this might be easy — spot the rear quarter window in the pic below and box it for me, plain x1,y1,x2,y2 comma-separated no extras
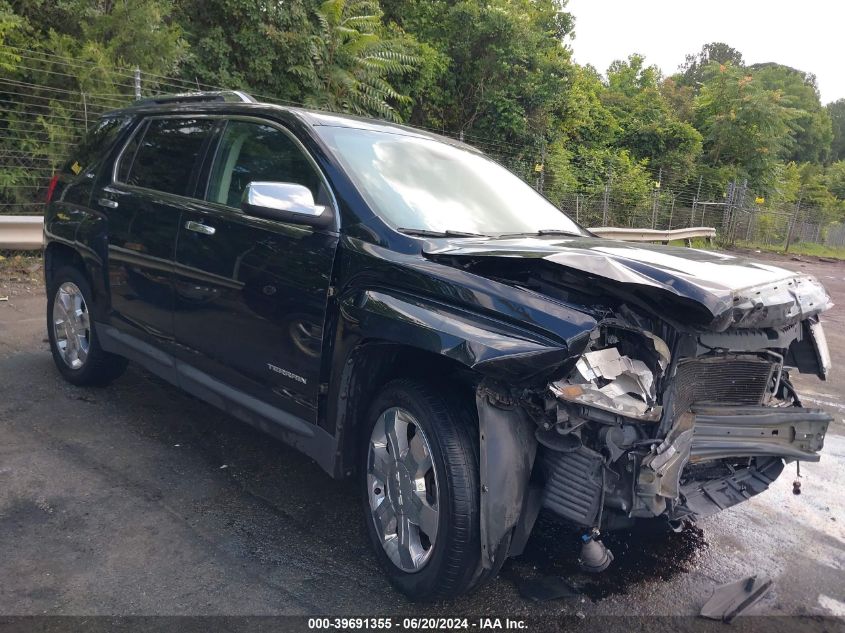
118,118,216,196
62,115,132,178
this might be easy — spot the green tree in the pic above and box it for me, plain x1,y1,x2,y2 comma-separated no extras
828,99,845,162
603,55,702,187
382,0,575,146
695,63,799,190
1,0,185,211
678,42,744,89
750,63,832,163
298,0,419,121
826,161,845,200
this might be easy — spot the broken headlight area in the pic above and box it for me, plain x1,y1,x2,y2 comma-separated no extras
525,317,832,547
550,321,670,422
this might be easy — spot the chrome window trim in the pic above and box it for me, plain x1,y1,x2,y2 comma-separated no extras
110,113,340,232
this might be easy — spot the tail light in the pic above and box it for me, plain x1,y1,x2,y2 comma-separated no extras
46,173,59,203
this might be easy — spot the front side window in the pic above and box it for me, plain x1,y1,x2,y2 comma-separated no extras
316,126,585,237
120,118,216,196
206,121,323,208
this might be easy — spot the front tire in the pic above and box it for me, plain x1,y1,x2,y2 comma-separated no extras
362,379,484,601
47,265,127,386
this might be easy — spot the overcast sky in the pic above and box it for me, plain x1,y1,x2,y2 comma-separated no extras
566,0,843,104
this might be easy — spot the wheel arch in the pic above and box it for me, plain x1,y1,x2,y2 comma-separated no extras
330,339,477,480
44,240,110,321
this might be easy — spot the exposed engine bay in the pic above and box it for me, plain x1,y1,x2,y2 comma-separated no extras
431,244,835,572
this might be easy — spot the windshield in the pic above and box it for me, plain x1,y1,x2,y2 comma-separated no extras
315,126,585,237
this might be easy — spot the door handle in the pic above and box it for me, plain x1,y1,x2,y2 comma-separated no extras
185,220,216,235
98,198,118,209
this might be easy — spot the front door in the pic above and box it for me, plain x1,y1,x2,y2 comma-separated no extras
173,118,339,423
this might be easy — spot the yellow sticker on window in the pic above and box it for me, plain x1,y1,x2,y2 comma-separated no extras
70,161,82,175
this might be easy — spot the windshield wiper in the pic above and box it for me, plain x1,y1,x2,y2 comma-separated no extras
496,229,582,238
397,228,488,238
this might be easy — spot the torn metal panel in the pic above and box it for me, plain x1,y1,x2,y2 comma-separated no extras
636,412,695,516
689,405,831,462
340,289,593,384
424,236,832,331
476,381,538,570
552,344,660,420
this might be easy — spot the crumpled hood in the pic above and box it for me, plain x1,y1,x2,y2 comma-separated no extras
424,236,832,331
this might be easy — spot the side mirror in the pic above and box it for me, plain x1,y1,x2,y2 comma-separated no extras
241,182,333,229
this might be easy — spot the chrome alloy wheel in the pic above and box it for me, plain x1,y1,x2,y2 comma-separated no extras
52,281,91,370
367,407,439,573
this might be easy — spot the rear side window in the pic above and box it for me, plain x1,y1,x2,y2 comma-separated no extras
120,118,215,196
63,115,131,177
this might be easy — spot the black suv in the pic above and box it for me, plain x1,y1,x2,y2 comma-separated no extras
44,91,833,601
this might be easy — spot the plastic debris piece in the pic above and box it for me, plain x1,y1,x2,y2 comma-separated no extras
700,575,772,622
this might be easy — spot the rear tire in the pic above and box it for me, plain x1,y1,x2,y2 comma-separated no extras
361,379,489,601
47,265,127,386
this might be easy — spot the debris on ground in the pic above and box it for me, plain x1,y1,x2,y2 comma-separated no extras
699,575,773,622
516,576,580,602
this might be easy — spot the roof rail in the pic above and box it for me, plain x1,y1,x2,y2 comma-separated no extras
133,90,257,107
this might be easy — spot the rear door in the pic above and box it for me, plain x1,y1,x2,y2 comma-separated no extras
98,116,217,343
173,117,339,423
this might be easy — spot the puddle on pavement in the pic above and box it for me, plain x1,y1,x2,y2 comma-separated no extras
503,512,709,601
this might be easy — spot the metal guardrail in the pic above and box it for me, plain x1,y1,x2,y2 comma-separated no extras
0,216,43,250
588,226,716,245
0,216,717,251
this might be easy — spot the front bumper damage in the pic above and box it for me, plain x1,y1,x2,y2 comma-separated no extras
475,313,833,572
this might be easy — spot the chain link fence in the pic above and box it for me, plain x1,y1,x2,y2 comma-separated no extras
2,45,843,252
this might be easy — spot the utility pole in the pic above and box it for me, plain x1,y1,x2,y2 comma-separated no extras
134,67,141,100
784,189,803,253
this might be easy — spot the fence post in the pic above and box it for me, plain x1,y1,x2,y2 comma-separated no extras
651,167,662,230
667,194,675,231
134,67,142,99
784,190,803,253
691,174,703,227
575,193,580,223
602,179,610,226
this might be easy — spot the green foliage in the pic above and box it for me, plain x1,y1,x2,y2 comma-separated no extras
678,42,744,89
828,100,845,162
300,0,419,121
694,63,800,190
750,63,832,163
2,6,845,227
174,0,317,103
826,161,845,200
603,55,702,186
384,0,575,145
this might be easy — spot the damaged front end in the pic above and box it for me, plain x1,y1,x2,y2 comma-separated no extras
475,283,833,573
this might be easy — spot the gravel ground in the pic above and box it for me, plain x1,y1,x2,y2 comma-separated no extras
0,251,843,628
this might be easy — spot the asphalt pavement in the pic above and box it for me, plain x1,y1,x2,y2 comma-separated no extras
0,252,843,626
